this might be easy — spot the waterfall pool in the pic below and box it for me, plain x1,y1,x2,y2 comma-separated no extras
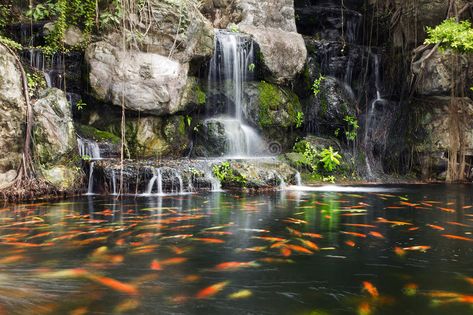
0,184,472,314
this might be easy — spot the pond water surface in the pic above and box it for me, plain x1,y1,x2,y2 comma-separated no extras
0,184,472,314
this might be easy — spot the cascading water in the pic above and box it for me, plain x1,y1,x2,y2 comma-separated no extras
23,49,65,89
364,53,387,179
175,171,184,194
111,170,117,195
78,138,102,195
207,30,265,157
145,168,164,195
295,172,302,186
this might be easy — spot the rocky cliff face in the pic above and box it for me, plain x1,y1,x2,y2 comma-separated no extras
0,45,26,188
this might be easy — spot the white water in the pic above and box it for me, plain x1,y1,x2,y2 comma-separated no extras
295,172,302,186
277,174,287,190
26,48,65,89
85,161,95,195
77,138,101,160
111,170,117,195
144,168,164,195
208,30,266,157
175,171,184,194
285,185,397,193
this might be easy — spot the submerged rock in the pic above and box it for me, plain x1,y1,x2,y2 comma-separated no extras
0,45,26,188
33,88,81,190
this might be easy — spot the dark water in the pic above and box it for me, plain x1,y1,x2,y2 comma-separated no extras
0,185,472,315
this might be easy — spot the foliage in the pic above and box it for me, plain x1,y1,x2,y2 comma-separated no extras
0,4,11,32
195,85,206,106
212,162,246,186
293,140,318,171
295,111,304,128
26,1,58,21
99,0,122,30
312,74,325,96
248,63,255,72
75,99,86,110
343,115,359,141
229,23,239,33
185,115,192,127
77,124,121,144
0,36,22,50
425,18,473,53
26,72,46,97
319,147,341,172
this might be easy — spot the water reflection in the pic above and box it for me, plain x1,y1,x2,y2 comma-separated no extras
0,185,471,314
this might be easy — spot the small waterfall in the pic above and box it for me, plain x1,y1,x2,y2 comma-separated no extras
175,171,184,194
24,49,65,89
295,172,302,186
207,30,266,157
77,138,101,159
145,168,164,195
277,174,287,190
86,161,95,195
364,53,387,179
111,170,117,195
156,169,163,195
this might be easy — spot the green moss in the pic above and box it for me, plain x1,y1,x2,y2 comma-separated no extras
195,84,206,105
257,81,302,128
76,124,121,144
213,162,247,187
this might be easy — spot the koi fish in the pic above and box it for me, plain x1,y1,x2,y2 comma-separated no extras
369,231,385,239
191,238,225,244
283,218,307,225
340,231,367,238
286,227,303,237
358,302,372,315
394,247,406,257
402,245,431,252
227,289,252,299
251,236,286,242
87,274,138,295
377,217,413,226
345,240,356,247
438,207,456,213
297,239,319,251
0,255,25,264
342,224,376,228
426,224,445,231
447,221,471,228
214,261,259,271
235,246,267,253
257,258,294,264
302,232,323,239
195,281,230,299
362,281,379,298
403,283,418,296
280,247,292,257
442,234,473,242
285,244,313,254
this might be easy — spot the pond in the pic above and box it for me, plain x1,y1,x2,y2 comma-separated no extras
0,184,472,314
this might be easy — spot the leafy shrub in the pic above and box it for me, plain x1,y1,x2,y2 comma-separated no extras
343,115,359,141
319,147,341,172
213,162,246,186
425,18,473,53
311,74,325,96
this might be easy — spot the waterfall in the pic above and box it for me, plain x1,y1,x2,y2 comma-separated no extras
77,138,101,160
295,172,302,186
86,161,95,195
277,174,287,190
364,53,387,179
175,171,184,194
111,170,117,195
24,49,65,89
208,30,266,157
145,168,164,195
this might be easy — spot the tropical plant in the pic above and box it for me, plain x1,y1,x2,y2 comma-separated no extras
343,115,359,141
425,18,473,53
295,111,304,128
311,74,325,96
319,147,341,172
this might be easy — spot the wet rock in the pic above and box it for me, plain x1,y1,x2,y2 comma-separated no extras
33,88,81,190
237,0,298,32
412,49,473,96
240,25,306,84
0,45,26,188
193,119,228,157
44,23,84,47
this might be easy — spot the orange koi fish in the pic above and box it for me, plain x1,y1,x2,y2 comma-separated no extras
191,238,225,244
297,239,319,251
394,247,406,257
303,232,323,239
87,274,138,295
362,281,379,298
447,221,471,228
438,207,456,213
251,236,286,242
342,224,376,228
442,234,473,242
340,231,367,238
150,260,162,271
426,224,445,231
369,231,385,239
257,258,294,264
345,240,356,247
377,217,413,226
283,218,308,225
280,247,292,257
214,261,259,271
358,302,372,315
195,281,230,299
285,244,313,254
402,245,431,252
236,246,267,253
286,227,303,237
0,255,25,264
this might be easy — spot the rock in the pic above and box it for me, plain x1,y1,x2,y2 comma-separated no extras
236,0,297,32
33,88,81,190
86,41,195,115
107,0,214,64
0,45,26,188
239,25,306,84
412,49,473,96
193,119,228,157
124,116,190,159
304,76,356,129
243,81,302,129
43,23,84,47
406,96,473,180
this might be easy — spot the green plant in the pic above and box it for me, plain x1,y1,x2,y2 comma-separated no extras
0,36,22,50
229,24,239,33
185,115,192,127
295,111,304,128
293,140,318,171
26,1,58,21
343,115,359,141
319,147,341,172
312,74,325,96
26,72,46,97
425,18,473,53
0,4,10,32
81,154,91,161
212,162,246,186
323,175,336,183
248,63,255,72
76,99,86,110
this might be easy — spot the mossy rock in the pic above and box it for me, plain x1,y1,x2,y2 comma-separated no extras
76,124,121,144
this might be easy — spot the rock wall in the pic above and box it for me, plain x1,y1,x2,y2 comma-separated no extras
0,45,26,188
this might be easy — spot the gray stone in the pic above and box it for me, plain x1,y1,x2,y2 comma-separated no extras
0,45,26,188
236,0,297,32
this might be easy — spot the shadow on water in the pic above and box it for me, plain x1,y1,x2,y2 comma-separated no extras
0,184,471,314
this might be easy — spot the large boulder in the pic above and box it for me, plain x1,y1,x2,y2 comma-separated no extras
239,25,307,84
0,45,26,188
234,0,306,84
412,49,473,96
33,88,81,190
86,42,199,115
